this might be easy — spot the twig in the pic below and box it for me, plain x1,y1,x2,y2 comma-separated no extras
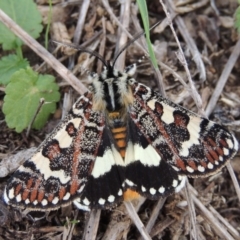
26,98,45,138
68,0,90,70
208,205,240,239
189,184,236,240
0,9,87,94
97,17,106,73
103,197,146,239
159,1,204,115
101,0,147,56
184,179,198,240
73,0,90,45
138,198,166,240
150,218,176,238
226,162,240,203
62,88,74,119
173,0,209,13
161,0,205,114
205,39,240,116
124,201,151,240
83,209,101,240
113,0,131,70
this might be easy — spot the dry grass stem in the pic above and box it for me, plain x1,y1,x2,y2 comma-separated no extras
184,179,198,240
138,197,166,240
83,209,101,240
160,0,204,115
205,38,240,116
189,184,237,240
124,201,151,240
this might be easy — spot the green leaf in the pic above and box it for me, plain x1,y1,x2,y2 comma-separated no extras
136,0,158,68
3,67,60,132
235,6,240,33
0,0,43,50
0,54,29,85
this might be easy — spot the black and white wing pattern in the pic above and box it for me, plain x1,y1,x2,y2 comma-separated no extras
3,92,125,210
3,64,239,211
128,80,238,176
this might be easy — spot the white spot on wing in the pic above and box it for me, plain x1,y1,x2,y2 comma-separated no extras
207,163,214,169
8,188,15,200
125,179,135,186
223,148,229,156
63,192,70,200
108,195,115,202
41,199,48,206
198,165,205,172
186,166,194,173
16,194,21,202
141,186,146,192
125,142,161,166
52,197,59,205
25,199,30,204
98,198,105,205
158,186,165,193
33,200,38,205
214,161,219,165
219,156,223,161
83,197,90,206
150,188,156,195
118,189,123,196
172,180,178,187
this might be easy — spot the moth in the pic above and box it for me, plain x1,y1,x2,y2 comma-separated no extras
3,55,238,211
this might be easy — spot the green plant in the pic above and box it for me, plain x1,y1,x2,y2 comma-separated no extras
235,0,240,33
0,0,60,132
136,0,158,69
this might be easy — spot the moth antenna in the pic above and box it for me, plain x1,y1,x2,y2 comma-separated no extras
112,20,161,68
52,40,109,68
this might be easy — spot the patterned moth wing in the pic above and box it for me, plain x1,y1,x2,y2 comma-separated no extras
4,92,96,209
3,63,238,211
124,118,186,199
3,91,125,210
126,78,238,181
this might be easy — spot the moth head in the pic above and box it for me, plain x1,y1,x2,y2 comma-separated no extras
90,64,136,112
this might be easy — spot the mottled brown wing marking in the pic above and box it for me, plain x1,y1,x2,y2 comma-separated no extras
132,94,180,162
130,81,238,177
70,121,84,196
43,140,61,160
66,122,77,136
4,93,106,210
173,111,189,127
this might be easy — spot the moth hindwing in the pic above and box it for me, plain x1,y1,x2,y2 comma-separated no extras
4,64,238,211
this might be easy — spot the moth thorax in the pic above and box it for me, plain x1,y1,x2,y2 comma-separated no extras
108,111,127,159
